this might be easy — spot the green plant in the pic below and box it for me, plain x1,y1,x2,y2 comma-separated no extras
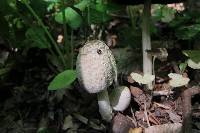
0,0,123,91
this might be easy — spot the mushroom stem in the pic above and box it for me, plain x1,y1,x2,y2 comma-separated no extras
97,89,113,122
142,0,153,89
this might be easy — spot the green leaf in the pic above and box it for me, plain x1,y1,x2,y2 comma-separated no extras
95,2,107,13
152,5,176,23
25,27,50,48
0,67,11,76
175,24,200,40
48,70,77,90
75,0,90,11
55,7,82,29
88,7,111,24
161,6,175,23
183,50,200,63
179,62,187,74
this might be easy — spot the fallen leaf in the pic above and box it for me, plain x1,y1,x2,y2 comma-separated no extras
144,123,182,133
165,110,182,123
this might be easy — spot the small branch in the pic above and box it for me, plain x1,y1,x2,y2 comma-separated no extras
181,87,192,133
171,62,200,133
144,101,150,127
181,86,200,133
153,90,174,96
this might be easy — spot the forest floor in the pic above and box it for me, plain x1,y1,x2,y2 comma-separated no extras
0,46,200,133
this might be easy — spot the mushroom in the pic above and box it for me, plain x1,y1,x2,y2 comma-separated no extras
168,73,190,88
76,40,117,121
130,72,155,85
110,86,131,111
187,59,200,69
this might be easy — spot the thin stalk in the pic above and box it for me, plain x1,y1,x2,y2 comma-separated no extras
70,30,74,69
97,89,113,122
61,0,69,55
22,0,67,69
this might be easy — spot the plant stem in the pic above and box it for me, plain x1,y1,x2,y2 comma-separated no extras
97,89,113,122
70,30,74,69
61,0,69,57
22,0,67,69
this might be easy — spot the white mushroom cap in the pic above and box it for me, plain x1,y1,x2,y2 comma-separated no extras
76,40,117,93
110,86,131,111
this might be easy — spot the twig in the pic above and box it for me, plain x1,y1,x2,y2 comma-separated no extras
171,62,200,133
130,108,138,127
182,86,200,133
148,111,161,125
153,102,171,110
153,90,174,96
144,101,150,127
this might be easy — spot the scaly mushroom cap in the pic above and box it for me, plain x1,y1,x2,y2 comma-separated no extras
76,40,117,93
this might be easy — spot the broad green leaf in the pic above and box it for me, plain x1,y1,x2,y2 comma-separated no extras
169,14,191,28
88,7,111,24
161,6,175,23
48,70,77,90
0,67,11,76
75,0,90,11
175,24,200,40
152,5,176,23
55,7,82,29
183,50,200,63
25,27,50,48
95,2,107,13
168,73,190,87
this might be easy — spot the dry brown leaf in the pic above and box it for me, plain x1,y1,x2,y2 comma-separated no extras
144,123,182,133
129,127,143,133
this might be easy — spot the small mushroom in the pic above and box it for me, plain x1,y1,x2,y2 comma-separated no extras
187,59,200,69
130,72,155,85
168,73,190,88
110,86,131,111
